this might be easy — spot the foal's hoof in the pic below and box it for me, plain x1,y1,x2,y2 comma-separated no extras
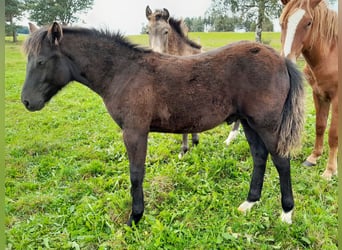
302,160,316,167
126,213,143,227
238,201,257,213
281,210,293,224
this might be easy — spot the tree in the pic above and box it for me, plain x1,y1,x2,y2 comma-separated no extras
208,0,282,42
184,17,206,32
25,0,94,26
208,0,337,42
5,0,26,42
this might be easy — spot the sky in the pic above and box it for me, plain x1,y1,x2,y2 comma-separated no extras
76,0,213,35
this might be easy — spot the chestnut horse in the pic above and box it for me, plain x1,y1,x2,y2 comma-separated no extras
280,0,338,180
146,6,241,154
22,22,304,226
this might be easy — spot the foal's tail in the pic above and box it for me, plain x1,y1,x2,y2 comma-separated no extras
277,59,305,157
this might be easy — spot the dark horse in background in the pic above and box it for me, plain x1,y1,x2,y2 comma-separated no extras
146,6,241,155
22,22,304,226
280,0,338,180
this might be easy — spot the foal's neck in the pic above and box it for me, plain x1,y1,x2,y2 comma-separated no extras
62,34,144,96
168,30,200,56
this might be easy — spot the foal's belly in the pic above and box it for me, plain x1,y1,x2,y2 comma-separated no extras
149,113,228,133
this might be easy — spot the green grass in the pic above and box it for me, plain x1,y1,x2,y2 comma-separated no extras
5,33,337,249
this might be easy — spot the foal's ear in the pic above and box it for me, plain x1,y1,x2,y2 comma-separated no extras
146,5,152,20
47,22,63,46
28,23,38,33
163,8,170,21
280,0,291,5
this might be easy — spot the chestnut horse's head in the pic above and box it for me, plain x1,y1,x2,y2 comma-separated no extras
279,0,323,62
22,22,72,111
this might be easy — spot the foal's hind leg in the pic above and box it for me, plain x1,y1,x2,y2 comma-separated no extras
270,154,294,224
238,120,268,213
238,121,294,224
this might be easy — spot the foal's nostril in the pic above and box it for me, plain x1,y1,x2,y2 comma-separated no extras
23,100,30,108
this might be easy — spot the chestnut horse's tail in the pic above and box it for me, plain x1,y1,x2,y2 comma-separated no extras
277,59,305,157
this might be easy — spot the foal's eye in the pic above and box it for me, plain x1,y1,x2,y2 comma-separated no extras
307,21,312,27
37,60,45,66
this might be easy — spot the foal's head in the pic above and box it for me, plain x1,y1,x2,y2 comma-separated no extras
146,6,171,53
22,22,71,111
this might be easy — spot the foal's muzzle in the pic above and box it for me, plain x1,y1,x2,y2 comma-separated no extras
21,96,45,111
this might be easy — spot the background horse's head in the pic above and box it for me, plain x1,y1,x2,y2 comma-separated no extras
22,22,71,111
145,5,171,53
279,0,324,62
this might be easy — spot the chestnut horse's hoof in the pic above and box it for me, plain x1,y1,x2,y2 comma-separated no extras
302,160,316,167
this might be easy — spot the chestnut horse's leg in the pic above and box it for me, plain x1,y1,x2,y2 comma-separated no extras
123,129,148,226
304,91,330,167
238,120,268,213
322,96,338,179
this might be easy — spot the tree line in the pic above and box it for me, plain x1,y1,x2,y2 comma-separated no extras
5,0,94,42
6,0,337,43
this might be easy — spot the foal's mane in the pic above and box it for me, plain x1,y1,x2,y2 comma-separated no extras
280,0,337,50
168,17,202,50
23,26,150,56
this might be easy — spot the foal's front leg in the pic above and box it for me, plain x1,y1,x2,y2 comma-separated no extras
123,129,148,226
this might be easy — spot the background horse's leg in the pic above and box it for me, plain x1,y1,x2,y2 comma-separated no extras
303,91,330,167
224,121,240,145
238,120,268,213
191,133,199,146
322,96,338,180
179,134,189,159
123,129,148,226
179,133,199,159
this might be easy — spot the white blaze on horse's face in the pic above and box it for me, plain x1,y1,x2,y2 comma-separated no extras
282,9,306,62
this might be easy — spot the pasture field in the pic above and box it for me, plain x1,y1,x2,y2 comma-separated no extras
5,33,337,249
